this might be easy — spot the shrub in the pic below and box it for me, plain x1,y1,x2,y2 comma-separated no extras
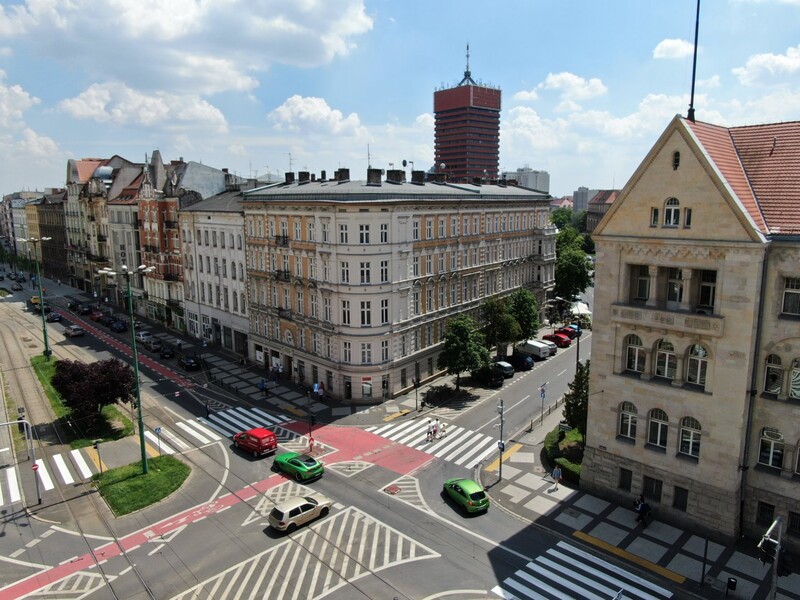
543,425,584,485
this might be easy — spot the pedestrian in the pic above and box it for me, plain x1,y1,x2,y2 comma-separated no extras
552,465,563,490
177,340,182,352
426,419,433,442
261,379,267,396
432,418,440,440
278,364,284,379
205,402,210,419
438,422,447,439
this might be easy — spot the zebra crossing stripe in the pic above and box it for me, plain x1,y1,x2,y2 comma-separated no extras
250,407,290,426
530,557,608,600
35,459,54,491
177,421,213,444
206,412,245,437
144,430,175,455
158,428,191,452
71,449,93,479
7,467,20,503
228,407,264,429
52,454,74,485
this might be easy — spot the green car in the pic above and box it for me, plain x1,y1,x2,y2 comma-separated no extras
273,452,324,481
443,478,489,513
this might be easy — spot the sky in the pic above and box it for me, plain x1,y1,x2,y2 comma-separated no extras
1,0,799,198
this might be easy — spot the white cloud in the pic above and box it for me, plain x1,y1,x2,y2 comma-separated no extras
270,95,366,137
733,43,800,85
0,75,39,129
653,39,695,59
698,75,721,89
537,72,607,100
58,82,228,132
512,89,539,102
18,127,59,157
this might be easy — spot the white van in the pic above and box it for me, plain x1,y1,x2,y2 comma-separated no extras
539,339,558,356
515,340,551,360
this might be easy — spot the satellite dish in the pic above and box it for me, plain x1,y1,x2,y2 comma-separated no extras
402,160,407,167
381,169,386,175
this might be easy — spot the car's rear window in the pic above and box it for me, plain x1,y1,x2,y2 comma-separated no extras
469,490,487,501
269,508,284,520
299,456,316,466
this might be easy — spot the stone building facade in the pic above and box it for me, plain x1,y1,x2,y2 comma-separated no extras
582,115,800,550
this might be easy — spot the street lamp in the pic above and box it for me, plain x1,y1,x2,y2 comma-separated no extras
98,264,154,474
18,236,52,360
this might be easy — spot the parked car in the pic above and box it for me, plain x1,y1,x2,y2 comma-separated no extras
63,325,85,338
10,282,22,291
16,274,25,282
78,304,93,315
33,304,52,314
539,339,558,355
443,478,489,514
135,330,153,344
99,315,116,327
515,339,552,360
543,333,572,348
566,323,583,336
471,365,504,388
89,311,104,322
507,353,534,371
273,452,325,481
110,321,128,333
268,493,332,533
45,311,62,322
7,272,16,280
178,355,201,371
233,427,278,457
159,344,175,359
143,338,163,352
29,295,41,305
493,360,515,378
555,326,578,339
67,300,79,311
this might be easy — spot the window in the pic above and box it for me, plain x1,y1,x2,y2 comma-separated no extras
380,223,388,243
619,401,638,439
341,300,350,325
684,208,692,228
673,486,688,512
655,339,677,379
695,270,716,311
381,339,389,362
412,257,419,277
296,290,304,313
360,301,371,326
322,222,329,243
618,468,632,492
412,291,420,315
323,297,331,321
642,476,662,502
360,262,371,284
764,354,782,394
359,224,370,244
792,358,800,399
380,260,389,283
339,224,348,244
784,278,800,315
633,265,650,301
381,299,389,324
425,255,432,275
647,408,669,448
425,219,432,239
664,198,680,226
310,294,318,318
307,222,315,242
679,417,701,458
686,344,708,386
667,268,683,305
756,501,775,526
790,511,800,536
342,341,351,363
626,334,646,373
294,220,301,241
758,427,784,469
361,343,372,364
650,208,659,227
412,220,419,241
672,151,681,170
340,261,349,283
438,219,445,238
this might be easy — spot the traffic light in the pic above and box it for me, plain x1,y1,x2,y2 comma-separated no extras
758,536,778,564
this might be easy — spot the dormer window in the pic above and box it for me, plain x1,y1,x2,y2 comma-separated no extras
664,198,680,226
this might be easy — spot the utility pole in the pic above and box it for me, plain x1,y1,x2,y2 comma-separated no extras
497,398,505,481
539,382,548,425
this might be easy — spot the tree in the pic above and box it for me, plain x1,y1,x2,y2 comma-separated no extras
437,315,490,390
52,358,136,429
550,207,573,230
481,298,520,356
554,244,593,303
507,288,540,341
563,360,590,436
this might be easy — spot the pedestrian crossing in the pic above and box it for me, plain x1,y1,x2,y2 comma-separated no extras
492,541,673,600
0,407,297,508
365,418,498,467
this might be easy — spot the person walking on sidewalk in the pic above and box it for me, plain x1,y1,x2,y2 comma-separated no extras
552,465,563,490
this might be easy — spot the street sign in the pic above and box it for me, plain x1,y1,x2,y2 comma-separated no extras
498,441,505,451
154,426,162,435
32,463,39,471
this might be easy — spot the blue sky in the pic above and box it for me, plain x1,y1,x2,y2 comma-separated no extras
1,0,799,197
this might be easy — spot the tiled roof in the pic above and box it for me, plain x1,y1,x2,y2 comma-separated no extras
685,118,800,235
588,190,619,206
76,159,104,183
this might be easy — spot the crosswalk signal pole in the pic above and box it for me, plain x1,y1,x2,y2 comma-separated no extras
497,398,505,481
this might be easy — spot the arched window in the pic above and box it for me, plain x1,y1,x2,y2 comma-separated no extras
686,344,708,386
791,358,800,399
664,198,680,226
626,334,646,373
237,234,243,250
648,408,669,448
655,339,677,379
679,417,701,458
764,354,782,394
758,427,784,468
240,292,246,314
231,262,237,281
619,401,638,439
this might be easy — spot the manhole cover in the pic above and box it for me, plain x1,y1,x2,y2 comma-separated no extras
384,484,401,495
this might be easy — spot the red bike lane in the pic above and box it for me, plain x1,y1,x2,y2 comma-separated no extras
0,424,432,599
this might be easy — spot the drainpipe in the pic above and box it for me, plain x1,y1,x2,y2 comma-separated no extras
740,241,770,537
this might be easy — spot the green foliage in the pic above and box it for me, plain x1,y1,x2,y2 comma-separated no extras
544,426,584,485
438,315,490,390
481,298,520,354
573,209,588,232
507,288,540,341
556,226,584,255
93,455,191,516
554,244,593,301
563,360,590,435
550,207,573,230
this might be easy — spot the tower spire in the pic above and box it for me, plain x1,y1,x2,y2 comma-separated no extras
459,43,476,86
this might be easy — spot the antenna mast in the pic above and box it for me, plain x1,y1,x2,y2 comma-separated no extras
687,0,701,122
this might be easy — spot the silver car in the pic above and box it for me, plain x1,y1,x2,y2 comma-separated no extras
268,493,332,533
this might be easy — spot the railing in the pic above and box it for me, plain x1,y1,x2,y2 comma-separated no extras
163,273,180,281
610,303,724,338
275,269,291,282
274,235,290,247
164,220,177,229
278,308,292,320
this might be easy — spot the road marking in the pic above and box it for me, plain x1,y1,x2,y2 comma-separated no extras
35,459,54,490
70,449,93,479
84,446,107,474
144,430,174,455
484,443,523,472
52,454,74,485
383,409,410,422
281,404,306,417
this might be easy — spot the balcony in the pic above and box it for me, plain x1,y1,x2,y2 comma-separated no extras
167,299,181,309
164,220,178,229
163,273,181,282
275,269,291,282
97,234,107,242
274,234,290,247
610,303,724,338
278,308,292,320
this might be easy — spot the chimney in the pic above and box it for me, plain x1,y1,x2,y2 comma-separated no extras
433,172,447,183
411,170,425,184
367,168,382,186
285,172,295,184
298,171,310,183
320,170,327,181
311,173,316,182
336,168,350,182
472,177,482,186
386,169,405,184
222,168,229,174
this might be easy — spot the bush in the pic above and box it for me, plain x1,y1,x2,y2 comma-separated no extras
543,425,584,485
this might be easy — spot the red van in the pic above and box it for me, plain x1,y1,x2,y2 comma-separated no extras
233,427,278,457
